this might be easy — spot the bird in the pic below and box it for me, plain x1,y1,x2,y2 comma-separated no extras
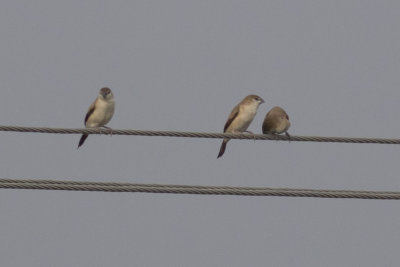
262,106,291,138
217,94,265,158
77,87,115,148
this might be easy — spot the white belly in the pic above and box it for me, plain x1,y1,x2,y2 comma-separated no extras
227,105,257,133
86,99,115,128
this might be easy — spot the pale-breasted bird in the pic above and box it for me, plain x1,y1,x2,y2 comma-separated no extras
217,94,265,158
262,106,290,138
78,87,115,148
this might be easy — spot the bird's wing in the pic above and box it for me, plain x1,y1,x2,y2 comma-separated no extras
84,100,97,125
223,104,239,132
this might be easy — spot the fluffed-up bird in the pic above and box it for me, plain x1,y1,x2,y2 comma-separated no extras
262,106,290,138
78,87,115,148
217,94,265,158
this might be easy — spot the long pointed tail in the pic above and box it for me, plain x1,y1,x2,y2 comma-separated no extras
78,134,89,149
217,139,229,158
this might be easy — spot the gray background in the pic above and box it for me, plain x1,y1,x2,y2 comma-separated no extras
1,1,400,266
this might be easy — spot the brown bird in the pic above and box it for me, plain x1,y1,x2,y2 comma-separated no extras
217,95,265,158
262,106,290,138
78,87,115,148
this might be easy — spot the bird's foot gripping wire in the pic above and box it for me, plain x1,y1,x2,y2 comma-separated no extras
243,130,256,142
101,126,113,136
285,132,291,141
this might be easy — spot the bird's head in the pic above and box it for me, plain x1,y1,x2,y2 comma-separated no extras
99,87,113,99
243,94,265,107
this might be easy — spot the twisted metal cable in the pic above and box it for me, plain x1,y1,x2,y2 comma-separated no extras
1,179,400,200
0,125,399,144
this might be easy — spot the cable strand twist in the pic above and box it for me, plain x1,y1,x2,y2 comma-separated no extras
0,125,399,144
1,179,400,200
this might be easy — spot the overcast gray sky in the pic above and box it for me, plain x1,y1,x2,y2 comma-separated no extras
1,1,400,266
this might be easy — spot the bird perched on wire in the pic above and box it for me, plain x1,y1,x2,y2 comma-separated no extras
262,106,290,138
78,87,115,148
217,95,265,158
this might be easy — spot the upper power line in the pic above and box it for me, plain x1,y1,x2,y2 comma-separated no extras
0,125,399,145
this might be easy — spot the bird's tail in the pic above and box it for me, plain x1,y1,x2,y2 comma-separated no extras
217,139,229,158
78,134,89,149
